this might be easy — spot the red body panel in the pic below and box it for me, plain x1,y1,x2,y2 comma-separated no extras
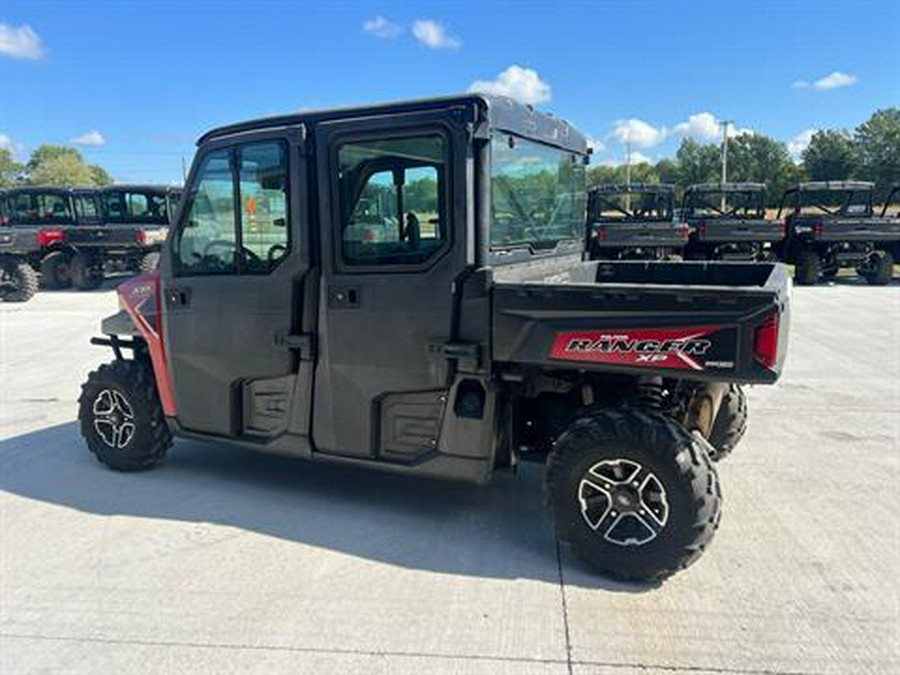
117,272,177,416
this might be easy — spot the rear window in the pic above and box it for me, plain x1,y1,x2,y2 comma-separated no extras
490,135,585,250
103,191,171,224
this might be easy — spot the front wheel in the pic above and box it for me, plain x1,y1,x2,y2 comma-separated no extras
545,410,721,582
861,250,893,286
794,249,821,286
71,253,105,290
78,359,172,471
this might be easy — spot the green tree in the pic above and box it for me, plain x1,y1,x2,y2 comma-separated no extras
25,144,113,186
675,139,720,187
802,130,856,181
654,158,679,186
0,149,25,186
726,133,797,204
854,108,900,197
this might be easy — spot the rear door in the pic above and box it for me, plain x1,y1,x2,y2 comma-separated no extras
162,126,314,446
311,109,471,459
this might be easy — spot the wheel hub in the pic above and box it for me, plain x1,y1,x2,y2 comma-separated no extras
92,389,136,449
577,458,669,547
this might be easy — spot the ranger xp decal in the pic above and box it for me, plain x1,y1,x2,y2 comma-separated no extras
549,326,736,371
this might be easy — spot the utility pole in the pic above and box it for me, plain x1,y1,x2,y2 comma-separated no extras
719,120,734,211
625,136,632,212
181,156,187,184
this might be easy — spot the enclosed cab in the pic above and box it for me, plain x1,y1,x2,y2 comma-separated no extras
586,183,688,260
79,95,791,582
778,181,899,285
682,183,782,261
0,189,40,302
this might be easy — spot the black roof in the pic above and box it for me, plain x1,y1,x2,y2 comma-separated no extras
591,183,675,194
787,180,875,192
100,183,178,194
686,182,767,193
198,93,587,154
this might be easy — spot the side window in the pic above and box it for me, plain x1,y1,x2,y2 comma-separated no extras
238,142,289,272
175,141,289,276
126,193,150,218
176,150,237,274
338,134,447,267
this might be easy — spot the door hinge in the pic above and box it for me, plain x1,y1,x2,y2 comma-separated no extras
275,332,315,360
428,341,481,365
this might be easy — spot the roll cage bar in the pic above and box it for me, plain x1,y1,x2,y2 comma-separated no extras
588,183,675,222
683,183,767,219
777,181,875,219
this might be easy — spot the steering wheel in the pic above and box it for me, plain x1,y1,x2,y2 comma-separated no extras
267,243,287,265
202,239,262,265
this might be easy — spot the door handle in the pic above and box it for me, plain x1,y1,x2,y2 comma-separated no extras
328,286,360,308
165,286,191,309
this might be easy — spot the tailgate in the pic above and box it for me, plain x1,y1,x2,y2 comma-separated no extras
491,260,790,384
820,217,900,242
698,219,782,242
66,224,144,247
593,221,687,248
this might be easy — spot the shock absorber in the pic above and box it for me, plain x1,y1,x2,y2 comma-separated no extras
634,376,665,410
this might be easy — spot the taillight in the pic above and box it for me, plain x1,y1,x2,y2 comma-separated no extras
753,315,779,369
364,228,376,242
597,225,607,241
696,221,706,236
678,224,689,240
813,222,824,237
36,228,66,247
780,220,787,237
137,228,147,245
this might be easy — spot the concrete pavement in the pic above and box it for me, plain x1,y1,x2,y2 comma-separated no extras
1,278,898,674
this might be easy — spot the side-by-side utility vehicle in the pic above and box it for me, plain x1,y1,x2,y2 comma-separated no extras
2,185,179,290
682,183,783,261
0,191,40,302
778,181,899,285
78,95,791,581
587,183,688,261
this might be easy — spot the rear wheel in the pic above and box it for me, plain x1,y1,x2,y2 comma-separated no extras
40,251,72,289
794,249,821,286
71,253,105,290
861,250,893,286
0,261,39,302
78,359,172,471
545,410,721,581
707,384,747,461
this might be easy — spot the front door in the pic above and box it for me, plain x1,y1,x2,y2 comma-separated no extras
162,128,313,445
312,110,470,459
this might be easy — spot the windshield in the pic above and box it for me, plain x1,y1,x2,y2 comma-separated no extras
591,190,673,222
490,135,585,250
686,190,764,219
102,190,171,224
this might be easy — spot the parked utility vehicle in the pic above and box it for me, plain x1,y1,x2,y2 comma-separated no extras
0,191,40,302
1,185,178,289
587,184,687,260
79,95,790,581
778,181,899,285
682,183,783,261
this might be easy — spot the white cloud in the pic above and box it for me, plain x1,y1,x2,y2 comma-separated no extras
793,71,858,91
362,15,401,39
611,119,666,148
468,65,551,105
600,151,654,167
585,135,605,153
788,128,816,158
0,23,43,60
0,132,27,159
412,19,460,49
672,112,752,139
0,133,13,150
70,130,106,146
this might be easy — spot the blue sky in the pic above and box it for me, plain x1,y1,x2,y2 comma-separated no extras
1,0,897,184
